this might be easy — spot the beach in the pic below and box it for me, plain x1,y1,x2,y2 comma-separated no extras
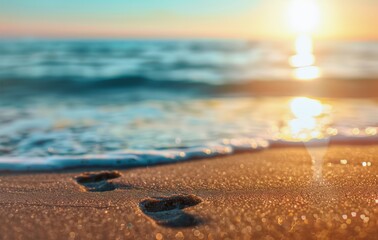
1,144,377,239
2,0,378,238
0,40,378,239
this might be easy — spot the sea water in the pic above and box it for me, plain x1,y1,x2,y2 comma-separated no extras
0,39,377,171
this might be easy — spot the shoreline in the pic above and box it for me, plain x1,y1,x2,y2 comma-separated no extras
1,144,377,239
1,136,378,173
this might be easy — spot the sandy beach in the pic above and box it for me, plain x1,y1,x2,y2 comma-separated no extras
0,144,377,240
2,0,378,239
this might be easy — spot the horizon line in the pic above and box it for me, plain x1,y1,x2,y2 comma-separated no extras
1,35,378,42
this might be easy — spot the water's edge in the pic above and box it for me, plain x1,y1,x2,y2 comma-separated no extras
1,135,377,172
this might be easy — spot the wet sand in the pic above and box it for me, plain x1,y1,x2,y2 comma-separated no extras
219,79,378,98
0,144,377,239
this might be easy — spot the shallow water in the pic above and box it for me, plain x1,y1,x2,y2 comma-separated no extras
0,95,377,171
0,40,377,171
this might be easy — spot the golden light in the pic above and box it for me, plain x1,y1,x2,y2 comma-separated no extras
289,54,315,68
288,118,316,135
288,0,320,34
276,97,327,141
289,34,321,80
294,66,321,80
294,34,313,53
290,97,323,118
286,97,331,183
290,34,315,68
365,127,377,136
288,0,322,80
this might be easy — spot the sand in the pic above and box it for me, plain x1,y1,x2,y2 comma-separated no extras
0,144,377,239
218,79,378,98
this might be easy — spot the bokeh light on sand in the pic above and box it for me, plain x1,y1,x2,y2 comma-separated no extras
290,97,329,182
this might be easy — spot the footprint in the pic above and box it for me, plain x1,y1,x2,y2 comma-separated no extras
74,171,122,192
139,194,203,228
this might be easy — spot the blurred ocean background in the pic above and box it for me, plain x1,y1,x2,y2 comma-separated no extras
0,39,377,170
1,40,378,88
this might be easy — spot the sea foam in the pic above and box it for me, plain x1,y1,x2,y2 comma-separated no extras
0,138,269,171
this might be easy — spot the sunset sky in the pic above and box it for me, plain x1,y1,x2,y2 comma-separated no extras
1,0,377,40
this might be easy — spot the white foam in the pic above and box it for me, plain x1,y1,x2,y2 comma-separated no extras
1,134,377,172
0,139,269,172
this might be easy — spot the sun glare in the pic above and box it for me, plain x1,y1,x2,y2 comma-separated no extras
295,34,313,54
289,34,315,67
288,0,322,80
294,66,321,80
290,35,321,80
290,97,323,118
288,0,320,34
277,97,327,141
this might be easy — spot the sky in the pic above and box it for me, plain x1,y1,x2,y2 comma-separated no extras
1,0,378,40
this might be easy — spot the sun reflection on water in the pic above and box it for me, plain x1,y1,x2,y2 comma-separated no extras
277,97,333,141
288,0,322,80
275,96,333,182
290,35,315,68
290,35,321,80
290,97,323,118
294,65,321,80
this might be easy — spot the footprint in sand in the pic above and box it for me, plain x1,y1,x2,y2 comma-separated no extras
74,171,122,192
139,194,203,227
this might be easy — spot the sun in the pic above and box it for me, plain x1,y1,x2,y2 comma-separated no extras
288,0,320,34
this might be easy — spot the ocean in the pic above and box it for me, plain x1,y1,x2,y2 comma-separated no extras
0,39,377,171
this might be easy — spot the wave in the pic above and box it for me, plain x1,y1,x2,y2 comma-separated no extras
0,75,221,94
1,135,377,172
0,75,268,98
0,138,269,172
